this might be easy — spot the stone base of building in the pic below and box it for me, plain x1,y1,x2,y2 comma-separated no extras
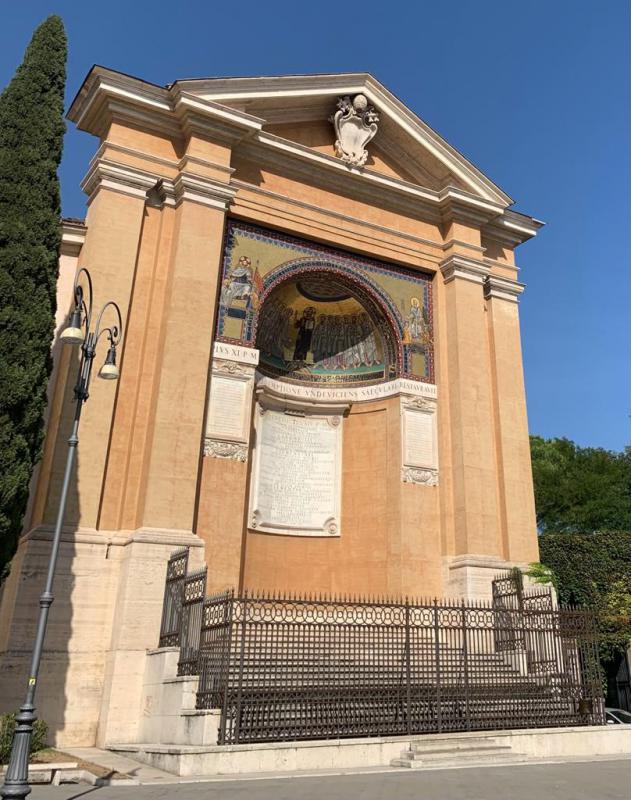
443,554,541,601
0,532,546,750
0,526,205,748
109,727,631,777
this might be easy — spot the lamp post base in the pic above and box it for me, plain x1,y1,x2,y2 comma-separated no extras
0,703,36,799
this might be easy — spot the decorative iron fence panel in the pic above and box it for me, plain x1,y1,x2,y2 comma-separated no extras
158,552,603,745
194,591,604,744
177,567,208,676
158,548,189,647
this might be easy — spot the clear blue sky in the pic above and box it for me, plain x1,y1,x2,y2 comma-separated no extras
1,1,628,451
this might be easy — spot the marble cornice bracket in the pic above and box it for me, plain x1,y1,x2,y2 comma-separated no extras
484,274,525,303
440,253,490,285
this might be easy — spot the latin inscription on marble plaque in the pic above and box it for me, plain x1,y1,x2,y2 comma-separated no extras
249,408,342,537
403,408,434,468
206,375,249,441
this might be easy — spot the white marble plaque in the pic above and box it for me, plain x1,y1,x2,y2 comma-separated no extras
401,398,438,485
207,376,246,440
249,406,342,537
403,408,434,468
206,375,250,442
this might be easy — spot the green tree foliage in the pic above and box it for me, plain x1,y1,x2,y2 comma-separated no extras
530,437,631,703
0,17,67,577
530,436,631,533
536,531,631,658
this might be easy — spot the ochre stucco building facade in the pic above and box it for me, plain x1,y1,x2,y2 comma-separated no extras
0,69,542,747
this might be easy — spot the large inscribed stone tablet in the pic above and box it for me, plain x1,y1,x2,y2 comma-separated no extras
249,407,342,537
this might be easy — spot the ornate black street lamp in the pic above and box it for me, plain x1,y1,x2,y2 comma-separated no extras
1,268,123,799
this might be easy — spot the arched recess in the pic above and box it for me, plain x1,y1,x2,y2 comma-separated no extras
252,258,405,385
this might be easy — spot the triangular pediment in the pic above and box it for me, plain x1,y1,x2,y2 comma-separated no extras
172,73,512,205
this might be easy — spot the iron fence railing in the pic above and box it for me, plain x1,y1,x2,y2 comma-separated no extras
158,547,189,647
158,551,604,745
177,567,208,676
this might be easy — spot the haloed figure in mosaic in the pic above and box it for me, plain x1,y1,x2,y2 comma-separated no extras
216,222,435,384
255,280,388,384
293,306,316,361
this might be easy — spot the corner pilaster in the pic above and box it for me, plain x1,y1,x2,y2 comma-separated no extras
484,273,539,564
439,252,503,563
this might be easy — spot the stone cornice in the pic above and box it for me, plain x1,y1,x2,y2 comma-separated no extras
22,524,205,548
484,274,525,302
440,254,490,285
230,178,444,265
482,210,544,246
67,67,543,246
68,68,263,145
82,151,236,211
173,71,513,206
60,219,86,256
238,136,511,228
93,140,235,182
173,172,236,209
81,158,160,204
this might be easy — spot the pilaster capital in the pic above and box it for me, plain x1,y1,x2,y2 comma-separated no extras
440,254,490,285
172,172,237,210
81,158,161,204
484,274,525,303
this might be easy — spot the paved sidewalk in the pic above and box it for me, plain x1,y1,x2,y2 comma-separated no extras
28,758,631,799
60,747,179,784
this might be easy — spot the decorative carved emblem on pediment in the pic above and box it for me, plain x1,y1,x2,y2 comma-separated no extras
330,94,379,167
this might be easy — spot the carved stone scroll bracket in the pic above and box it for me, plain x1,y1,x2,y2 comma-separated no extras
203,440,248,462
330,94,380,167
401,467,439,486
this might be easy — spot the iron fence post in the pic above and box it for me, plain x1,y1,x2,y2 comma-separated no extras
461,599,470,730
219,591,234,745
434,599,442,733
405,598,412,735
234,591,248,744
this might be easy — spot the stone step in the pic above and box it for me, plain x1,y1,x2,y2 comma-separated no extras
390,752,521,769
410,738,503,752
391,742,515,768
410,744,512,757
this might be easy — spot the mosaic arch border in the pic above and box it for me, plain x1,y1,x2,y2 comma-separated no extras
254,259,403,379
215,220,435,384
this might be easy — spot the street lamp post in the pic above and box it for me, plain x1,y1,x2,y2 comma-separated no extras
1,269,123,800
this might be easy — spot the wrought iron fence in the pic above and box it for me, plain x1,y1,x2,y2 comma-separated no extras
177,567,208,676
158,548,189,647
158,552,604,745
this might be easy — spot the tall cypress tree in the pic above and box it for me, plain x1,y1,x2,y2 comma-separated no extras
0,16,67,577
